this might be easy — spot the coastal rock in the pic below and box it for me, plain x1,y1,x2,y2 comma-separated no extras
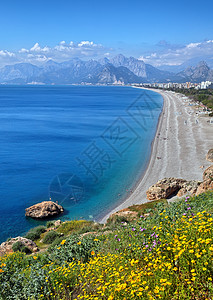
196,179,213,195
177,180,201,197
196,165,213,195
0,237,38,256
54,220,62,227
206,149,213,162
25,201,64,219
203,165,213,181
146,178,187,201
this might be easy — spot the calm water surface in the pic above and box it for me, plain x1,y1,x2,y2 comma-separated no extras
0,85,163,242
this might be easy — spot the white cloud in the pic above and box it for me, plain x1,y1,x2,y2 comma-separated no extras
30,43,40,51
0,39,212,68
139,40,213,66
186,42,201,49
0,40,110,67
19,48,29,53
30,43,50,52
78,41,94,47
0,50,17,67
0,50,15,57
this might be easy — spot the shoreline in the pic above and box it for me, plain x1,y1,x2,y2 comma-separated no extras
100,88,213,223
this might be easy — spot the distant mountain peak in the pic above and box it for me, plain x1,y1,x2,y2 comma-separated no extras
45,59,59,66
0,54,211,85
177,61,212,82
197,61,209,67
98,57,110,65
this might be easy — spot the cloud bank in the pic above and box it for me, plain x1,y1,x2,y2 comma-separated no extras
0,39,212,68
139,40,213,66
0,41,112,67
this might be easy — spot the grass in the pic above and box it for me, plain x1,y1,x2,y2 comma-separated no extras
128,199,168,214
0,191,213,299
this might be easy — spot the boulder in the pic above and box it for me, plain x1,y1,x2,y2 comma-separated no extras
196,179,213,195
0,237,38,256
54,220,62,227
25,201,64,219
147,165,213,201
206,149,213,162
196,165,213,195
177,180,201,197
146,178,187,201
203,165,213,181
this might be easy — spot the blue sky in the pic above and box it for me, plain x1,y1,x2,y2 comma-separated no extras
0,0,213,67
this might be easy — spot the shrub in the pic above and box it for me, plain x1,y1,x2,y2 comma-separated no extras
12,241,31,254
24,231,40,241
1,191,213,299
25,226,46,241
49,234,99,263
48,236,64,250
43,231,60,244
46,221,55,228
57,220,92,235
107,214,129,225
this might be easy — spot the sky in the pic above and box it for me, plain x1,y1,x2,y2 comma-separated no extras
0,0,213,67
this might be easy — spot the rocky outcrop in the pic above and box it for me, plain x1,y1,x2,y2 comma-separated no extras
196,165,213,195
25,201,64,219
0,237,38,256
177,180,201,197
206,149,213,163
196,179,213,195
147,164,213,201
146,178,201,200
54,220,62,227
203,165,213,181
146,178,187,201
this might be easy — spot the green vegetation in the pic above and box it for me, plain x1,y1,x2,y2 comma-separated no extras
56,220,93,235
43,231,60,244
46,221,55,228
0,191,213,299
11,241,31,254
25,226,46,241
168,88,213,110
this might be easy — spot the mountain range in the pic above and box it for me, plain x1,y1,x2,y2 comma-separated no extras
0,54,212,85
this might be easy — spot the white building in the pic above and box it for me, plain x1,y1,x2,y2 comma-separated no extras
200,81,212,89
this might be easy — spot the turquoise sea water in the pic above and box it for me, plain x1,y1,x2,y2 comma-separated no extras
0,85,163,243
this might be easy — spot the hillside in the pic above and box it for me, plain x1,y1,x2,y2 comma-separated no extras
0,190,213,299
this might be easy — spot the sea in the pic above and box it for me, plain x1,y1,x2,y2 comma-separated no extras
0,85,163,243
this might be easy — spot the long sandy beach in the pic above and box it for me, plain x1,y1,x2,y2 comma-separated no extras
101,89,213,222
